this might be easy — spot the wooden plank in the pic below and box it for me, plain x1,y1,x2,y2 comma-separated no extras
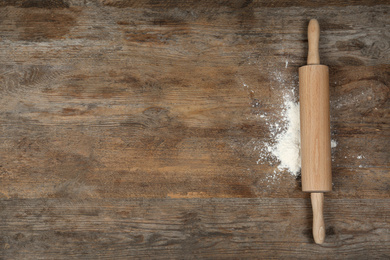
0,198,389,259
0,4,389,199
2,0,390,8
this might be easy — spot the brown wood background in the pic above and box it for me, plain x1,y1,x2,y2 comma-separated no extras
0,0,389,258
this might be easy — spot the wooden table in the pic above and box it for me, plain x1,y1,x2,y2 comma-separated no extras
0,1,389,258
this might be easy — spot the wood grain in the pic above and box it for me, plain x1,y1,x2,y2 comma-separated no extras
0,1,389,258
0,198,389,259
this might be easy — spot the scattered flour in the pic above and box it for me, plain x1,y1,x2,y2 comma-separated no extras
256,94,337,177
239,60,337,181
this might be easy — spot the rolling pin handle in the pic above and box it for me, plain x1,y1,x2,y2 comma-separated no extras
311,192,326,244
307,19,320,65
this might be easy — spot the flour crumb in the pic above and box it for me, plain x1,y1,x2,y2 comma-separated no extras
331,140,337,148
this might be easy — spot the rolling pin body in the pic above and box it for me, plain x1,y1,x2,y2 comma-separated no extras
299,65,332,192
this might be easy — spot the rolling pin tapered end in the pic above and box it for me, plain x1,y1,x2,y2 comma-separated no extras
307,19,320,65
311,193,326,244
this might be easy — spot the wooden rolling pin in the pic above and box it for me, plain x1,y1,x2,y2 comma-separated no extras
299,19,332,244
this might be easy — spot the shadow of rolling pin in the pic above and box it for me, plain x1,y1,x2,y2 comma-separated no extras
299,19,332,244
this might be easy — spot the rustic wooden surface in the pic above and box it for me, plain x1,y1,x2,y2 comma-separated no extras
0,0,389,258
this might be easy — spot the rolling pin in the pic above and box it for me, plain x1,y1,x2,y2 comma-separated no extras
299,19,332,244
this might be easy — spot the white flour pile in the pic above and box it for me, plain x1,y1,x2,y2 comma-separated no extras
268,100,301,175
